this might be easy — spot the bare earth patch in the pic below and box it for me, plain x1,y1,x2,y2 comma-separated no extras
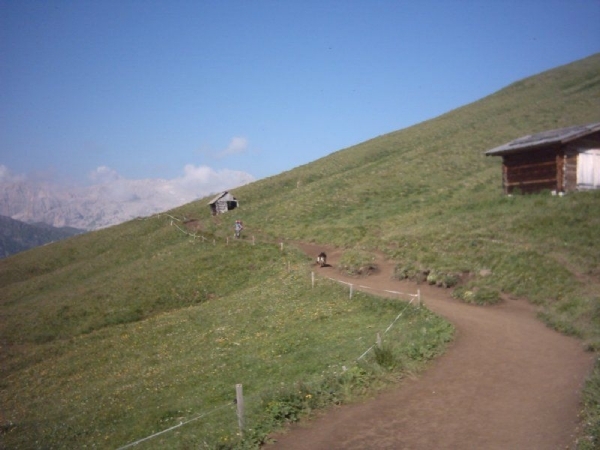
266,243,595,450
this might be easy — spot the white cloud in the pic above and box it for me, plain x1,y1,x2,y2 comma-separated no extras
0,165,25,183
84,164,254,206
0,164,255,229
168,164,255,199
215,136,249,158
181,164,215,184
88,166,121,184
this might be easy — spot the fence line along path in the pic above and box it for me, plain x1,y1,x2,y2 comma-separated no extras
266,242,596,450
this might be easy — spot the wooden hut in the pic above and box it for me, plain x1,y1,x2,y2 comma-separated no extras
485,122,600,194
208,191,238,215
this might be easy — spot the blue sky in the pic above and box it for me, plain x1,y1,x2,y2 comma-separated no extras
1,0,599,190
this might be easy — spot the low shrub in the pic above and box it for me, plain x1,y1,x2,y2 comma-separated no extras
452,285,501,305
373,344,399,370
538,311,582,338
338,249,377,276
394,264,459,288
394,263,427,283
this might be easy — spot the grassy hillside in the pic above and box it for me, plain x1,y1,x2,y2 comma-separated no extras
233,53,600,342
0,215,452,449
1,53,599,449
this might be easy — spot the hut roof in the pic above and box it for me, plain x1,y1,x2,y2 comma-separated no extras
485,122,600,157
208,191,236,205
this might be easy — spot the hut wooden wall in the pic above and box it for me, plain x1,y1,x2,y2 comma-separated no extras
563,149,579,192
502,146,560,194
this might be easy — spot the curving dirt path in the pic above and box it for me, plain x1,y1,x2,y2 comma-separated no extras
266,243,595,450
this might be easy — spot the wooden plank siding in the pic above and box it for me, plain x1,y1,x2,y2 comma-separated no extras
502,146,561,194
564,149,579,192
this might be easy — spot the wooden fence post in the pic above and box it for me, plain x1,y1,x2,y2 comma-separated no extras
311,272,315,288
349,284,353,299
236,384,245,437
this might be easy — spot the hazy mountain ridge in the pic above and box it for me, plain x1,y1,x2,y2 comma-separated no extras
0,215,84,258
0,177,233,230
0,164,255,230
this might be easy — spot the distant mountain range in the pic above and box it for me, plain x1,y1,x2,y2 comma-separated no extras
0,215,84,258
0,178,208,231
0,176,198,257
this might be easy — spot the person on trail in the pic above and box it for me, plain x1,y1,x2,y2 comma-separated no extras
234,220,244,239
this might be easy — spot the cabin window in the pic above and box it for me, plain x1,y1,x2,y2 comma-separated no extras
577,149,600,189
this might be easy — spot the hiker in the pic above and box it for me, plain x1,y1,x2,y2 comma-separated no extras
234,220,244,239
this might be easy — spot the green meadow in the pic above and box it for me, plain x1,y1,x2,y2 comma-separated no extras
2,53,600,448
1,219,451,449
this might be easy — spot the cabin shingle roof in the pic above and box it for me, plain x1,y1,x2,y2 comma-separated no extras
485,122,600,156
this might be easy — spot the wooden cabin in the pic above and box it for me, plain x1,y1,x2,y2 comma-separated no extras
485,122,600,194
208,191,238,215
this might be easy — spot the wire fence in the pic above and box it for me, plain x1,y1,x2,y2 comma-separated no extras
116,213,422,448
316,275,420,361
144,212,262,246
116,277,421,448
116,403,234,450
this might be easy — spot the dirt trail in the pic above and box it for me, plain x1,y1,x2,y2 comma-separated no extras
266,243,595,450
